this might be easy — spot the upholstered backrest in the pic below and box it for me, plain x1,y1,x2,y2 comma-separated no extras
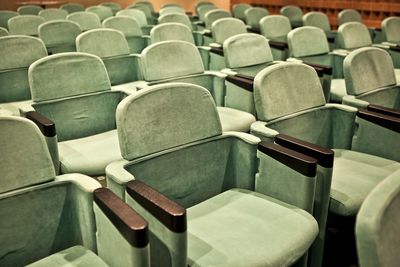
133,0,154,12
150,23,194,44
382,17,400,43
338,9,362,25
204,9,231,29
212,18,247,44
103,16,142,36
344,47,396,96
0,11,18,29
129,4,152,19
8,15,45,36
159,6,185,16
254,62,326,121
196,1,214,16
116,83,222,160
337,22,371,49
38,8,68,21
39,20,81,47
0,116,55,194
280,5,303,22
100,2,122,14
224,33,273,68
158,13,192,29
232,3,251,21
67,12,102,31
288,26,330,57
29,52,111,102
60,3,85,14
260,15,291,39
302,12,331,32
244,7,269,28
117,9,147,27
198,5,216,21
86,5,113,21
17,5,43,15
0,27,8,37
141,41,204,81
76,29,130,58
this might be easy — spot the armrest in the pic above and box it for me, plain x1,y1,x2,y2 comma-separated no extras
126,180,186,233
367,104,400,118
302,62,333,76
247,27,261,34
341,95,369,109
389,46,400,53
210,46,223,56
330,49,349,57
26,111,56,137
194,21,205,27
268,40,288,51
226,74,254,92
258,142,317,177
327,36,335,43
203,31,212,38
275,134,334,168
357,110,400,133
94,187,149,248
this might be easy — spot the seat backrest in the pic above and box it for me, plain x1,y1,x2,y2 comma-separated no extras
161,3,183,8
159,6,185,16
232,3,251,21
117,9,147,27
132,0,154,13
0,10,18,29
254,62,326,121
212,18,247,44
60,3,85,14
244,7,269,28
39,8,68,21
0,36,47,102
17,5,43,15
39,20,81,49
129,4,152,20
204,9,231,30
302,11,331,32
344,47,396,96
150,23,194,44
141,41,204,81
67,12,102,31
223,33,273,68
260,15,292,40
337,22,371,49
116,83,222,161
280,5,303,23
158,13,192,30
103,16,143,37
8,15,45,36
198,5,217,21
100,2,122,15
288,26,330,57
86,5,113,21
196,1,215,17
338,9,362,25
382,16,400,43
0,27,8,37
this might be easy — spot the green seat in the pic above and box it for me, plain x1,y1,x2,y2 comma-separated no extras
128,2,157,25
17,5,43,15
201,9,231,45
39,20,81,54
38,8,68,21
195,1,215,17
8,15,45,36
260,15,292,60
0,116,150,267
60,3,85,14
302,11,337,49
244,7,269,31
382,16,400,45
67,12,102,31
232,3,251,21
159,6,185,16
280,5,303,28
100,2,121,15
117,9,153,35
0,10,18,29
158,12,193,29
150,22,194,44
0,27,8,37
355,169,400,267
86,5,113,22
338,9,378,42
106,82,319,266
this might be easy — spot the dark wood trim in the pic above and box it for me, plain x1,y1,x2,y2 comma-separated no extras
210,46,223,56
126,180,187,233
303,62,333,76
247,27,261,34
275,134,334,168
258,142,317,177
327,36,335,43
389,46,400,52
94,187,149,248
226,74,254,92
268,40,288,51
357,109,400,133
26,111,56,137
203,31,213,38
185,11,193,16
196,22,205,27
367,104,400,118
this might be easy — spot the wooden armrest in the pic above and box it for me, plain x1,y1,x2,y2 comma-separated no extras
327,36,335,43
203,31,212,38
275,134,334,168
389,46,400,52
268,40,288,51
210,46,223,56
94,187,149,248
126,180,186,233
258,142,317,177
357,110,400,133
367,104,400,118
185,11,193,16
303,62,333,76
226,74,254,92
190,15,199,21
26,111,56,137
247,27,261,34
196,22,205,27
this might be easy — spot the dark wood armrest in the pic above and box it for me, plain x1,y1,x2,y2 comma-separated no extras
275,134,334,168
196,22,205,27
375,28,381,32
226,74,254,92
126,180,186,233
303,62,333,76
389,46,400,52
247,27,261,34
367,104,400,118
327,36,335,43
94,187,149,248
357,110,400,133
268,40,288,51
258,142,317,177
203,31,212,38
185,11,193,16
210,46,223,56
190,15,199,21
26,111,56,137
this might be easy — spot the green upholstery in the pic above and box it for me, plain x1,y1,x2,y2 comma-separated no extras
100,2,122,15
86,5,113,22
0,10,18,29
337,22,371,49
117,9,152,35
212,18,247,44
159,6,185,16
244,7,269,29
260,15,291,60
18,5,43,15
303,11,331,32
382,16,400,44
0,27,8,37
338,9,362,25
133,0,155,13
232,3,252,21
67,12,102,31
8,15,45,36
151,23,194,44
355,170,400,267
60,3,85,14
129,3,157,25
158,13,193,29
280,5,303,28
39,20,81,54
197,5,216,22
195,1,214,15
38,8,68,21
204,9,231,31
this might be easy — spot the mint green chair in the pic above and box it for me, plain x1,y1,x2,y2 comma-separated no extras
0,10,18,29
17,5,43,15
76,29,142,93
100,2,122,15
302,11,337,49
382,16,400,45
23,52,128,175
338,9,378,42
0,27,8,37
60,3,85,14
158,12,192,29
38,8,68,21
103,16,148,54
86,5,113,22
39,20,81,54
67,12,102,31
355,169,400,267
8,15,45,36
280,5,303,28
195,1,214,15
0,36,47,115
198,9,231,46
117,9,152,35
232,3,251,21
244,7,269,32
0,116,150,267
106,82,319,267
129,2,157,25
159,6,185,16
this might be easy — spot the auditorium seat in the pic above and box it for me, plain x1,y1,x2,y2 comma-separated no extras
128,2,157,25
280,5,303,28
159,5,185,16
8,15,45,36
0,10,18,29
244,7,269,32
100,2,122,15
117,9,152,35
67,11,102,31
60,3,85,14
39,20,81,54
232,3,251,22
38,8,68,21
302,11,337,50
86,5,113,22
17,5,43,15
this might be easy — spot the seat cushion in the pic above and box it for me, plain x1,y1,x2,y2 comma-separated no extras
59,129,122,176
217,107,256,132
330,78,347,103
330,149,400,216
27,245,108,267
188,189,318,267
